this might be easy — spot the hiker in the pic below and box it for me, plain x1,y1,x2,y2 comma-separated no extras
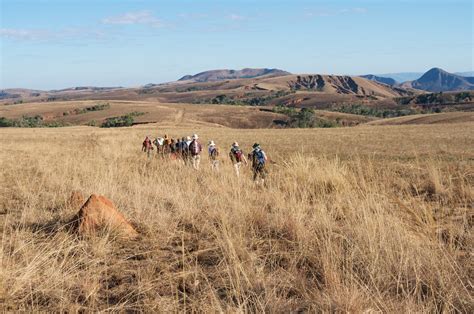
153,137,164,155
163,134,171,154
208,140,220,171
176,138,181,153
142,136,153,157
249,143,268,184
170,138,176,153
189,134,202,170
184,136,192,164
179,136,189,164
229,142,247,177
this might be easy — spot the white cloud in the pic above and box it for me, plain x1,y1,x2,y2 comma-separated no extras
229,14,246,21
0,27,106,42
0,28,49,40
102,10,162,27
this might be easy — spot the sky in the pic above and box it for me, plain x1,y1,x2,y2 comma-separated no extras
0,0,472,90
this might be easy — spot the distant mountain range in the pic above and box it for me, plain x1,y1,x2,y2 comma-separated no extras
360,75,397,86
361,68,474,92
399,68,474,92
179,67,474,93
371,71,474,85
178,68,291,82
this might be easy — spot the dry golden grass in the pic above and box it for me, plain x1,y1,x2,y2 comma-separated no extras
0,123,473,312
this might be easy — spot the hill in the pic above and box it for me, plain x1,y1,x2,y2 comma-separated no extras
360,74,397,86
1,73,415,111
178,68,291,82
0,100,378,128
401,68,474,92
366,111,474,125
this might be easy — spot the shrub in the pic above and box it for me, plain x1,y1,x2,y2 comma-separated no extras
100,112,144,128
0,115,69,128
0,117,14,127
333,104,416,118
74,103,110,115
273,106,336,128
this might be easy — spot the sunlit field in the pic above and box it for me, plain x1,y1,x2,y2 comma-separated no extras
0,123,472,312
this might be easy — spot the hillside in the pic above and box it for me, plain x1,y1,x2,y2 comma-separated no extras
0,100,379,128
401,68,474,92
360,74,397,86
263,74,410,97
178,68,291,82
366,111,474,125
1,73,415,112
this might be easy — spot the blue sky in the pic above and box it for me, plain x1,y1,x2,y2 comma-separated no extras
1,0,472,89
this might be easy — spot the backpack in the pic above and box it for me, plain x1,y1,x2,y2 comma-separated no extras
254,150,266,165
190,140,201,156
181,141,188,153
210,147,219,159
233,149,243,162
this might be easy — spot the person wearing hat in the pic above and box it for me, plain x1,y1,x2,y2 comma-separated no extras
229,142,247,177
208,140,220,171
249,143,268,184
163,134,171,154
189,133,202,170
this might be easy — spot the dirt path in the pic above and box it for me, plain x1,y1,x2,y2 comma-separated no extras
174,109,185,124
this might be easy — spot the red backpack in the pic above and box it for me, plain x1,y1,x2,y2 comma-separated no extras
234,150,243,162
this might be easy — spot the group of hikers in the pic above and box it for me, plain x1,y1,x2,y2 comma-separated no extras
142,133,268,183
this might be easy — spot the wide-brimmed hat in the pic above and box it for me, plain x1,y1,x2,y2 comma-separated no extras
232,142,239,147
208,140,216,146
192,134,199,140
252,143,260,149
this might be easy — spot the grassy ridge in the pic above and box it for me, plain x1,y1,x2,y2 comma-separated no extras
0,124,472,312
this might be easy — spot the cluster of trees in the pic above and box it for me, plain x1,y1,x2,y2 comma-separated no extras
197,90,294,106
75,103,110,114
63,103,110,116
0,115,68,127
396,91,473,106
273,105,338,128
333,104,415,118
100,111,144,128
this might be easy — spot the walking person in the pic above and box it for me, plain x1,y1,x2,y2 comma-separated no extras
179,136,189,164
163,134,171,154
153,137,164,156
208,140,220,171
189,134,202,170
249,143,268,185
142,136,153,158
185,136,192,164
229,142,247,177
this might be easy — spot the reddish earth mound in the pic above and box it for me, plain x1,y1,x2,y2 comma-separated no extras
72,194,138,239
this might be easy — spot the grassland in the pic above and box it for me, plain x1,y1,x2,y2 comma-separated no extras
0,121,472,312
0,100,290,129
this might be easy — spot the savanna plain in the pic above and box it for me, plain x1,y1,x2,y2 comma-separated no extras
0,122,473,312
